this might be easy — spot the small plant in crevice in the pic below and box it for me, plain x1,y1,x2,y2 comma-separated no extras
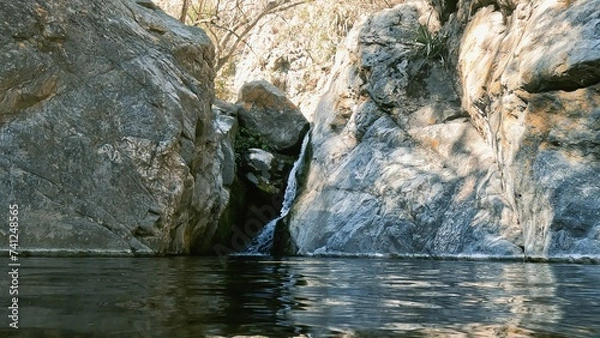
407,21,450,87
233,126,274,166
411,23,448,65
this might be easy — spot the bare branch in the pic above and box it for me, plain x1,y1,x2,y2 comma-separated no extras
179,0,191,23
192,0,313,72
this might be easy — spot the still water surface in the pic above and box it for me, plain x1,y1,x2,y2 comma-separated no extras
0,257,599,337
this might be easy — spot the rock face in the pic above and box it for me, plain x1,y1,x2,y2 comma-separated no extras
456,0,600,258
0,0,226,255
232,26,330,119
285,0,600,259
237,80,309,152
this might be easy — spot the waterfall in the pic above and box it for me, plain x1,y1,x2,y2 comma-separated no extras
243,131,310,255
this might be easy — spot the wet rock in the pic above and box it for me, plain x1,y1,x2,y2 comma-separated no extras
247,148,275,174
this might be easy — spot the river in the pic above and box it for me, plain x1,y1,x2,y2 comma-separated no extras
0,256,599,337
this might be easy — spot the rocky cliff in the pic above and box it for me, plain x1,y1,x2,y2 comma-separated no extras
284,0,600,260
0,0,226,255
3,0,598,259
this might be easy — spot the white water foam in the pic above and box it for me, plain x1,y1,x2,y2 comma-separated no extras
242,132,311,255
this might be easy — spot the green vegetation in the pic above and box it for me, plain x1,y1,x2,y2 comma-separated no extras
412,23,448,64
234,126,274,165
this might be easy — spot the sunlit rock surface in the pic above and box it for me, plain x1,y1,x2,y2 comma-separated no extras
458,0,600,258
286,0,600,259
0,0,225,255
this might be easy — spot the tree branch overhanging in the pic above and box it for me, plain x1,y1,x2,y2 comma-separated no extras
188,0,311,72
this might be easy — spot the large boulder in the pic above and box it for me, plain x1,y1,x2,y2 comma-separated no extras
237,80,309,153
0,0,227,255
284,0,600,260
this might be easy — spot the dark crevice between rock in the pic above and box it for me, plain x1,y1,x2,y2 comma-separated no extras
406,71,429,99
211,177,247,250
219,79,310,251
433,0,460,23
524,62,600,93
469,0,515,18
537,77,600,94
134,226,155,237
443,112,470,123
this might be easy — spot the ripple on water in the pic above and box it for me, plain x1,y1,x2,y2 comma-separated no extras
0,257,599,337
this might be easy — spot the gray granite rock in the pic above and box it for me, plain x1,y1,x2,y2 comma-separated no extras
285,0,600,260
0,0,226,255
458,0,600,258
247,148,275,174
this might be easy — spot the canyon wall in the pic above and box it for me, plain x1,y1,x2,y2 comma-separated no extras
285,0,600,259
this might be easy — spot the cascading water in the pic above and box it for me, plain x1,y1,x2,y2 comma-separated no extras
243,132,310,255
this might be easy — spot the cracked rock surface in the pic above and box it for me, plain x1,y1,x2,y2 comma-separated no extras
0,0,225,254
285,0,600,259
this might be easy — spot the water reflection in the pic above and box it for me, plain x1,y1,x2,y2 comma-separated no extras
0,257,598,337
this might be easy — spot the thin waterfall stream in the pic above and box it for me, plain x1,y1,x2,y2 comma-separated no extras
243,131,310,255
